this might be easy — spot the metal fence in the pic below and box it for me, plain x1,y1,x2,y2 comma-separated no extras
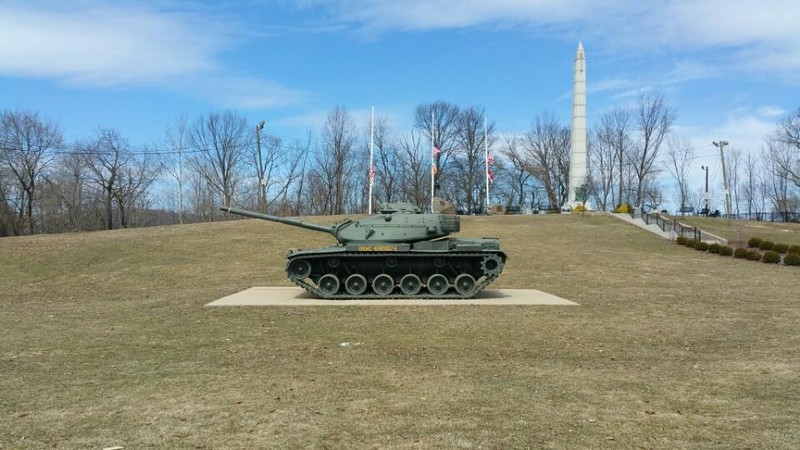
629,208,703,241
728,211,800,223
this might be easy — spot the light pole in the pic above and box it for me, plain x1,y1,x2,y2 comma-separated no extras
700,165,709,215
712,141,732,224
255,120,266,212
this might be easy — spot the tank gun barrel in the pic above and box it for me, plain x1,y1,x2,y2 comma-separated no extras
221,207,334,234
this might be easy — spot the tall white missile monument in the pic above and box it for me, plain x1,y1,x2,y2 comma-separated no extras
567,42,588,209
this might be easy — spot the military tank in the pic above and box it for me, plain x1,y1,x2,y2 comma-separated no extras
220,202,506,299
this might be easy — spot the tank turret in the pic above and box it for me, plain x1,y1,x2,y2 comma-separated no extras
220,202,505,299
221,202,460,244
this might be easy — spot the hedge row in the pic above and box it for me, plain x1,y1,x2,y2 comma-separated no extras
747,237,800,255
676,235,799,265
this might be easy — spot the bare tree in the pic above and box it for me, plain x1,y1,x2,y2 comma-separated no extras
42,150,89,232
83,128,132,230
452,107,494,213
628,94,675,206
588,126,618,211
664,135,694,212
261,134,308,215
317,106,358,214
763,137,799,220
773,107,800,187
0,164,17,236
740,152,761,218
249,128,284,212
397,130,430,209
112,149,160,228
369,116,401,204
594,107,633,206
726,148,743,216
499,135,533,209
289,132,312,215
163,114,190,223
0,110,63,234
521,112,571,208
414,101,461,199
189,111,251,213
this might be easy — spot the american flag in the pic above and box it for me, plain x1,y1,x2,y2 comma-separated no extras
432,146,442,155
487,169,494,183
369,166,376,181
487,153,495,165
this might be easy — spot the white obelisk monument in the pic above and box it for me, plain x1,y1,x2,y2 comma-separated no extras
567,42,587,209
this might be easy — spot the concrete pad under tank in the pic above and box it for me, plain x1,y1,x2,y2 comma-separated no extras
206,287,577,306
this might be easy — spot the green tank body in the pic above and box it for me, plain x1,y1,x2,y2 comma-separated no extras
220,202,506,299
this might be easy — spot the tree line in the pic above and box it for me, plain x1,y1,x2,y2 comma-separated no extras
1,96,799,236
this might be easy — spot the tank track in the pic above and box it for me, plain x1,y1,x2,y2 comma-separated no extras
285,252,504,300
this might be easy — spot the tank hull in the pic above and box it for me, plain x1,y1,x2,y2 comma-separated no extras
284,239,506,299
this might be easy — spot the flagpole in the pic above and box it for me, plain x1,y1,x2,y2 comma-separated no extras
430,110,435,213
368,105,374,214
484,115,489,213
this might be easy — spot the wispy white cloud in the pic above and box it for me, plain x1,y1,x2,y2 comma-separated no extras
319,0,800,79
187,75,308,110
589,77,636,94
687,113,777,154
756,105,787,118
0,1,306,108
0,2,225,86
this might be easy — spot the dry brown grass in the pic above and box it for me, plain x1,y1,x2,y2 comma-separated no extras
1,213,799,448
674,216,800,246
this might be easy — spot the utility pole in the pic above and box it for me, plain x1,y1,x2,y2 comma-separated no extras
713,141,732,224
701,165,709,215
256,120,266,212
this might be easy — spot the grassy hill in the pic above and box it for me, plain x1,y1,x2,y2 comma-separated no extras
673,216,800,246
1,214,798,448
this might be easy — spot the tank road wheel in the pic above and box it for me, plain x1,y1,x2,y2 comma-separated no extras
287,259,312,280
345,274,368,295
454,273,477,296
372,274,395,296
318,274,340,295
480,255,504,276
400,274,422,295
426,274,449,296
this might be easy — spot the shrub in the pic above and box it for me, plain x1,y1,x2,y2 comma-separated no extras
747,237,763,248
773,243,789,254
676,236,688,246
759,240,775,251
708,243,722,254
788,245,800,255
696,242,709,251
719,246,733,256
572,204,587,213
685,239,698,249
614,203,631,214
734,248,749,259
762,251,781,264
784,253,800,266
746,250,762,261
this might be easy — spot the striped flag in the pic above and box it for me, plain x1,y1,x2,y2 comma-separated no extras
487,153,495,165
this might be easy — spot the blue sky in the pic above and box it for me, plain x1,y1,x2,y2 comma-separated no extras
1,0,798,197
